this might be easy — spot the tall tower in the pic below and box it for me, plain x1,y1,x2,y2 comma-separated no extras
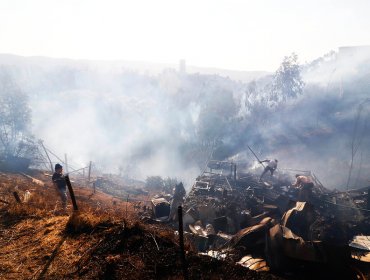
179,59,186,74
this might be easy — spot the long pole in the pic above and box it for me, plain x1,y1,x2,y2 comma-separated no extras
125,194,129,219
65,166,90,176
88,161,92,183
64,153,68,174
247,145,265,168
234,163,237,183
178,206,188,280
39,140,53,172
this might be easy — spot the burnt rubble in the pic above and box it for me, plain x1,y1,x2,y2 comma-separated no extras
151,161,370,279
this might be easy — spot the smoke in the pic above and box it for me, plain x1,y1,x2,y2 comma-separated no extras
303,46,370,88
1,50,369,190
12,61,229,189
215,48,370,189
233,89,370,189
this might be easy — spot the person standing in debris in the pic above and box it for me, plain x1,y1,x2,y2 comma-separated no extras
205,224,217,250
292,174,314,202
259,159,278,181
52,163,67,210
169,182,186,221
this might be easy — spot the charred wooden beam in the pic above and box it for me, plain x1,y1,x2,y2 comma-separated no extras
13,191,21,203
65,175,78,211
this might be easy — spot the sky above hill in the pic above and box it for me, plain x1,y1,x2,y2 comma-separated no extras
1,0,370,71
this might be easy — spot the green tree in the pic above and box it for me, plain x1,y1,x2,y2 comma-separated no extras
194,89,237,167
163,177,178,193
145,176,164,190
271,53,304,102
196,89,237,145
0,67,32,157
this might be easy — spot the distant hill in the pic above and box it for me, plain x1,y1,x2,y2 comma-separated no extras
0,53,270,83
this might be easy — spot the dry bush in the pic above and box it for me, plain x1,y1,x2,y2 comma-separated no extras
65,211,113,234
2,194,52,226
5,203,34,218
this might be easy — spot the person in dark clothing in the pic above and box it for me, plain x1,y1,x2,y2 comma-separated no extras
169,182,186,221
52,163,67,210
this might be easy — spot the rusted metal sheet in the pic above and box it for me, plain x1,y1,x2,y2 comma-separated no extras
237,255,270,272
281,201,315,240
350,235,370,263
226,217,272,249
350,236,370,251
268,224,326,264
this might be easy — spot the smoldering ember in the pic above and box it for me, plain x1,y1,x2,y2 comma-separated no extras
0,48,370,280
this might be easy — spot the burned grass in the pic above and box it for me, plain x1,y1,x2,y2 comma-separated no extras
0,211,282,280
68,220,282,280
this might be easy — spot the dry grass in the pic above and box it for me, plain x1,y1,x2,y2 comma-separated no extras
0,215,70,279
0,171,139,224
0,171,144,279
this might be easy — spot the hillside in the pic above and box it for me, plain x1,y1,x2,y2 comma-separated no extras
0,171,282,280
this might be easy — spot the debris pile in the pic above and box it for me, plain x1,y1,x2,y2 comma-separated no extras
170,161,370,279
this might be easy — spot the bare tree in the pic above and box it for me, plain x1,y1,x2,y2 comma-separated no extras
346,98,370,190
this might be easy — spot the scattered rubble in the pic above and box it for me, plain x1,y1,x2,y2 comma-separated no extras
151,161,370,279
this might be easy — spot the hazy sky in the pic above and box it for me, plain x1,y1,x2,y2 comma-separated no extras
1,0,370,71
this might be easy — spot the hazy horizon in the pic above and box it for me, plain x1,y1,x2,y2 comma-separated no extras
1,0,370,71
